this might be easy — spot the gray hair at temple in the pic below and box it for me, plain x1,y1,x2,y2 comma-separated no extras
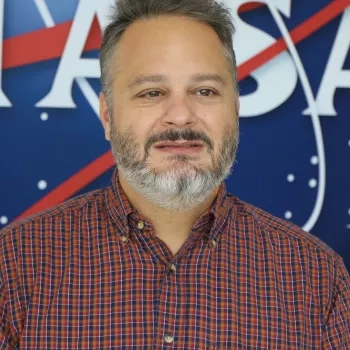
99,0,238,108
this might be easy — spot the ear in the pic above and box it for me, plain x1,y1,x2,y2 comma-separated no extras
100,92,111,141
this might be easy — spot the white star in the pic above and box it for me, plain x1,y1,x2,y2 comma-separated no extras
287,174,295,183
310,156,319,165
40,112,49,121
309,179,318,188
38,180,48,191
285,211,293,220
0,216,8,225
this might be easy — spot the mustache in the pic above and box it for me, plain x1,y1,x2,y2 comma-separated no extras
145,129,214,154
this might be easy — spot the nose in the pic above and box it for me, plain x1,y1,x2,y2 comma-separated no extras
161,94,197,128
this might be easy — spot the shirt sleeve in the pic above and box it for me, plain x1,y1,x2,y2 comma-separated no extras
0,229,20,350
322,261,350,349
0,273,18,349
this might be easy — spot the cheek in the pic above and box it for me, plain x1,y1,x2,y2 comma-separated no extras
207,122,235,152
200,115,226,141
120,104,161,131
200,102,234,124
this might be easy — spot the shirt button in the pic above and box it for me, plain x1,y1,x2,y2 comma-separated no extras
164,333,174,343
210,239,217,248
137,221,144,230
121,236,127,242
169,263,176,273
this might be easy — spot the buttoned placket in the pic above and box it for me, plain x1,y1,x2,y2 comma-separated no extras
123,211,223,348
105,174,231,347
155,261,179,348
128,218,180,347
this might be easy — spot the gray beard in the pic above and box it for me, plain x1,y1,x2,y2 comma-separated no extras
110,124,239,212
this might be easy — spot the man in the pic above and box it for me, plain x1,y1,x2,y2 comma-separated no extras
0,0,349,348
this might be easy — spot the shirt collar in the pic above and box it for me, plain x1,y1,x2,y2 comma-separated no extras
105,168,232,241
105,168,134,234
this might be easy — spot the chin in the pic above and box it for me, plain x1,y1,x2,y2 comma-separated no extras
151,161,206,175
158,154,205,164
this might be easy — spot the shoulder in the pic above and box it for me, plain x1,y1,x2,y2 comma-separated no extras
227,195,344,266
0,188,108,244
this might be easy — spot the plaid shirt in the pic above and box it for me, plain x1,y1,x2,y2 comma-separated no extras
0,169,349,349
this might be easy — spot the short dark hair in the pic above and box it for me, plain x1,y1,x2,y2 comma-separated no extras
100,0,237,106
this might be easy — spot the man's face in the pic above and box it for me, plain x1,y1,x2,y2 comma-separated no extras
100,15,239,210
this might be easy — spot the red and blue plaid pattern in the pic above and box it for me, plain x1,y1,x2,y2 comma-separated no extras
0,169,349,349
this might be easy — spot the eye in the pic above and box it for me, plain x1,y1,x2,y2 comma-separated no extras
195,89,217,97
139,91,162,99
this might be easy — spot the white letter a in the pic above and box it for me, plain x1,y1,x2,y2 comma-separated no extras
36,0,113,109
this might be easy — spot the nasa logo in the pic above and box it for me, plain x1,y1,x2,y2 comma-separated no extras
0,1,349,261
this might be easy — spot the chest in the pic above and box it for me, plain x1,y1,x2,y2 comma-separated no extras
19,240,323,349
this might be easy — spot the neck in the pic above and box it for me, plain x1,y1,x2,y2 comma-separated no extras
118,172,220,253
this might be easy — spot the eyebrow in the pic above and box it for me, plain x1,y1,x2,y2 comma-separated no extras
127,73,227,89
191,73,227,86
127,74,167,89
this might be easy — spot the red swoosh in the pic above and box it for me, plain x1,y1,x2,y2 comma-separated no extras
3,3,264,70
15,0,350,220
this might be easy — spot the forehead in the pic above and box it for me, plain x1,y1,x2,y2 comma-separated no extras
113,15,232,84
